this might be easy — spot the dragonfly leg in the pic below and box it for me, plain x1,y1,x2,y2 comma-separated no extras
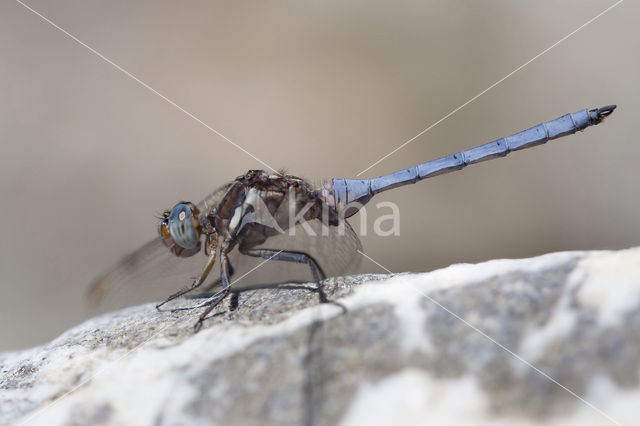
239,248,341,307
168,288,228,312
191,260,236,297
239,248,325,283
193,252,231,332
156,241,217,310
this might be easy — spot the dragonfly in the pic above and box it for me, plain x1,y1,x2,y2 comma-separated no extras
89,105,616,330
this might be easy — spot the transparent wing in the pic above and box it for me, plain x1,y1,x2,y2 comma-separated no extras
87,182,233,313
196,181,233,212
87,237,202,312
223,219,362,289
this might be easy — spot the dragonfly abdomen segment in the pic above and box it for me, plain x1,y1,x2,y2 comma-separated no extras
323,105,615,217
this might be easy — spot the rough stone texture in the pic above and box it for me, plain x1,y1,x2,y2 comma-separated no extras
2,248,640,426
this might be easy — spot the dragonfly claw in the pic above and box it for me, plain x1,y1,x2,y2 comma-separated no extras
596,105,616,120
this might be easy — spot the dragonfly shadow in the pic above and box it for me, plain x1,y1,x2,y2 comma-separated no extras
169,279,348,316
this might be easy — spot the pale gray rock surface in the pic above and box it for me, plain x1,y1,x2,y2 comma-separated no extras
2,248,640,426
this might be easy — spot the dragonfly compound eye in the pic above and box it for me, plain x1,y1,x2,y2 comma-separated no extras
168,203,201,249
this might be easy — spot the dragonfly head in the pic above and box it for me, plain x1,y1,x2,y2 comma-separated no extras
158,201,202,257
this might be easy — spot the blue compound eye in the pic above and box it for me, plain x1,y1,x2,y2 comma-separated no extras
168,203,200,249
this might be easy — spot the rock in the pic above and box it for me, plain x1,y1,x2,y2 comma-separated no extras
2,248,640,426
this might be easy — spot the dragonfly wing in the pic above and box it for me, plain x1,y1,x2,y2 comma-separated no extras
87,237,212,312
88,182,234,312
221,219,363,289
196,182,233,212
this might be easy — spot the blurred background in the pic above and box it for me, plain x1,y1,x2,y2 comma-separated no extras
1,0,637,350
